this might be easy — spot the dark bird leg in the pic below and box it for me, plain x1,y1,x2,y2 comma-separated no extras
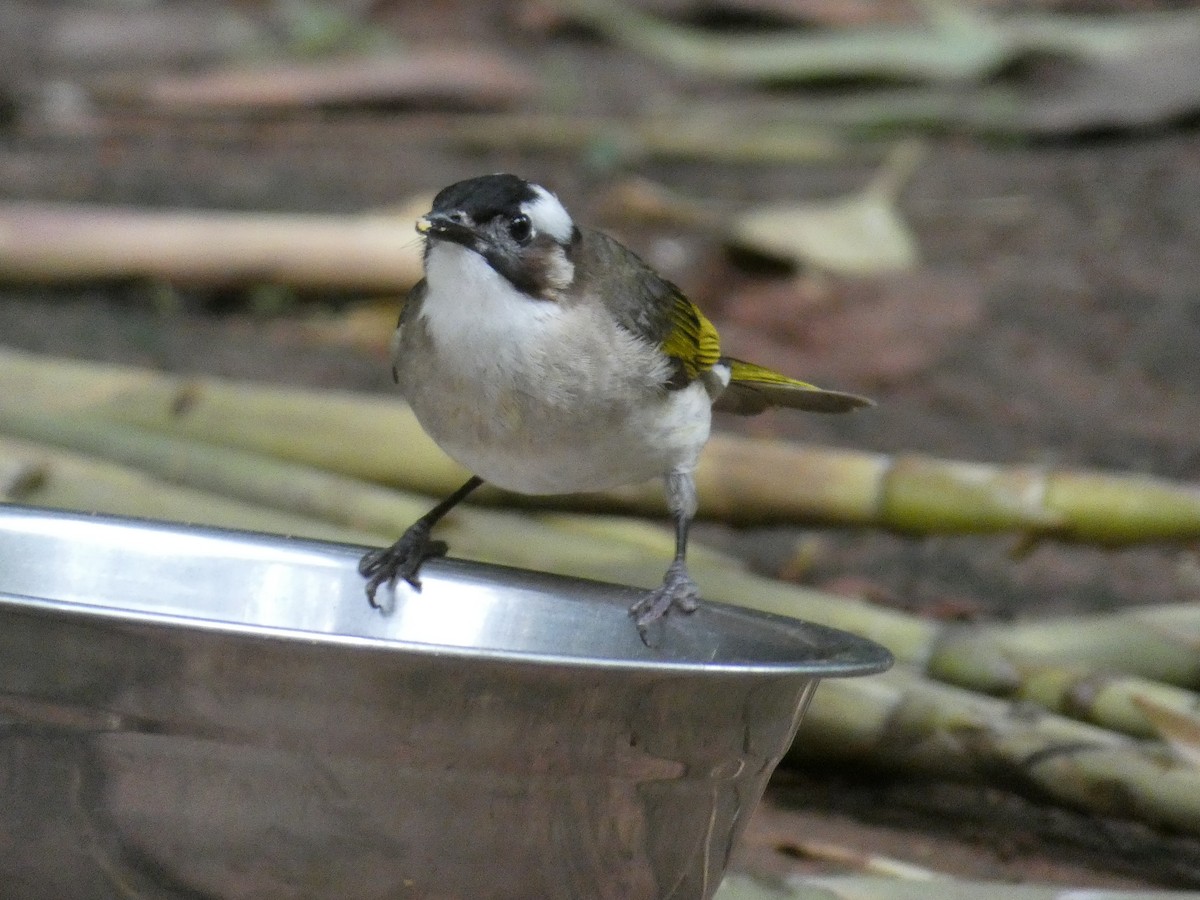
359,475,484,608
630,469,701,635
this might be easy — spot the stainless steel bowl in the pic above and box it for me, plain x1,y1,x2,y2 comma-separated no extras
0,505,889,900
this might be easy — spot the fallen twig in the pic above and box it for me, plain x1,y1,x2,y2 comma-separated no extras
0,203,423,291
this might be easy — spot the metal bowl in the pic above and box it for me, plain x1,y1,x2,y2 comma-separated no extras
0,505,890,900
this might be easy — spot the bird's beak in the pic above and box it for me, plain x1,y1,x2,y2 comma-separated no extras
414,211,475,247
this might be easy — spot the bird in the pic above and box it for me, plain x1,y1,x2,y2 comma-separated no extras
359,173,872,636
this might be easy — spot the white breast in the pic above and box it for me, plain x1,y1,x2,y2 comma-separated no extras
395,244,712,495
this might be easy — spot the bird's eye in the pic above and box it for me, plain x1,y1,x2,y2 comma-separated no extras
508,214,532,244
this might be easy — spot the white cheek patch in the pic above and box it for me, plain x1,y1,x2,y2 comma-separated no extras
542,246,575,293
521,185,575,244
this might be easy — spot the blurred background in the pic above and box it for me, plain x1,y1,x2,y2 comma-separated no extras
2,0,1200,889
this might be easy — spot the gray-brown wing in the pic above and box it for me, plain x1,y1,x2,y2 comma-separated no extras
574,229,683,348
391,278,427,383
573,229,710,387
398,277,427,328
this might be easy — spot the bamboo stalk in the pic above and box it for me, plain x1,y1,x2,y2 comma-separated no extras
0,409,743,580
1013,666,1200,740
928,611,1200,693
701,445,1200,542
793,665,1200,835
0,348,458,488
6,349,1198,544
0,436,380,545
0,203,422,291
0,409,433,535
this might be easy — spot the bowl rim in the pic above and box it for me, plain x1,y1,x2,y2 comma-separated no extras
0,505,894,679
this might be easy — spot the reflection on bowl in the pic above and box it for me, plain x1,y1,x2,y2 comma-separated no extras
0,505,890,899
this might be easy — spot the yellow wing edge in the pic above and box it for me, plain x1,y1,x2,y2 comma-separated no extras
660,294,721,382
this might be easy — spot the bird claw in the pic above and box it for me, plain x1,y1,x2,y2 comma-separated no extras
630,562,700,637
358,522,448,608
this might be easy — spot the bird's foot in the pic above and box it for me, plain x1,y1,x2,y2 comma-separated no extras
630,561,700,636
358,521,448,609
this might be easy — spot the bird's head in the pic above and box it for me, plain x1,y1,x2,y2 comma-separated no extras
416,174,581,300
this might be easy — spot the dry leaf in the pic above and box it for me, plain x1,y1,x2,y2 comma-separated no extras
731,195,918,275
728,142,923,275
1012,23,1200,133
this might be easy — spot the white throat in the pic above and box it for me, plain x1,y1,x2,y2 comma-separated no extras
419,242,558,364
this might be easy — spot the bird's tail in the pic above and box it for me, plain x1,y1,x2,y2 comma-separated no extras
711,357,873,415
